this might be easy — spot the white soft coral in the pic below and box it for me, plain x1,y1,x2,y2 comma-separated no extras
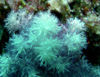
63,18,87,53
66,18,86,33
4,9,33,33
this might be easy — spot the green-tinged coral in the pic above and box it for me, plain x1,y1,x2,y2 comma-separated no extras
0,54,12,77
0,1,100,77
1,0,100,75
34,37,61,66
49,56,70,73
30,11,61,37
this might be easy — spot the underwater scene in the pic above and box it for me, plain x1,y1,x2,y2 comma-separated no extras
0,0,100,77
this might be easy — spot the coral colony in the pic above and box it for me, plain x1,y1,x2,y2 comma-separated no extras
0,0,100,77
0,9,99,77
